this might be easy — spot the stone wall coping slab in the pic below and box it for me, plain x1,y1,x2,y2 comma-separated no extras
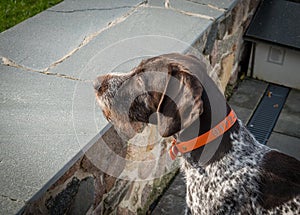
0,0,264,213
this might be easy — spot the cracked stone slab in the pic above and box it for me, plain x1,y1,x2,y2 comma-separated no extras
50,0,140,12
184,0,238,10
0,65,104,214
229,78,268,124
274,89,300,138
0,0,144,71
50,6,212,80
267,132,300,160
152,172,186,214
149,0,224,19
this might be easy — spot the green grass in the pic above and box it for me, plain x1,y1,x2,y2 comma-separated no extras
0,0,63,33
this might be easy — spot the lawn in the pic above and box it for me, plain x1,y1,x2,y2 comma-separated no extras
0,0,63,32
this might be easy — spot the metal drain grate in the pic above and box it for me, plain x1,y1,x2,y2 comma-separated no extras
247,84,290,144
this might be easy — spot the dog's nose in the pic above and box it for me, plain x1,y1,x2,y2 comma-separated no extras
93,75,105,91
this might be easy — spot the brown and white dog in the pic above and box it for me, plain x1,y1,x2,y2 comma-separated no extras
94,53,300,214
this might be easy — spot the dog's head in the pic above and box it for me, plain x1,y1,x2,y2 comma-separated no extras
94,53,209,140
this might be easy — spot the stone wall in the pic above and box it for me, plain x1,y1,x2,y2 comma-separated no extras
21,0,260,214
190,0,260,93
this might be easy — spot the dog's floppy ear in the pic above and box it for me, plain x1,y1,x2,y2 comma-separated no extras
157,63,203,137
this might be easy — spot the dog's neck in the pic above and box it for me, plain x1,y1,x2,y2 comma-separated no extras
175,88,239,167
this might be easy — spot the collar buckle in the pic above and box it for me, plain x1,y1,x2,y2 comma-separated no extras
169,139,182,160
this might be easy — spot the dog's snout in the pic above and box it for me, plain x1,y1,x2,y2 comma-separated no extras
93,75,105,91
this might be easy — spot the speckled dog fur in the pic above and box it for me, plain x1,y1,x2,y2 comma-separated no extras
182,121,300,214
94,53,300,214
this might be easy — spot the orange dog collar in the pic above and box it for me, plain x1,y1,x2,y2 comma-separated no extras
169,110,237,160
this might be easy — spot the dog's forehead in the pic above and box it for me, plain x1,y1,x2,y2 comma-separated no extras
137,54,204,74
136,56,171,72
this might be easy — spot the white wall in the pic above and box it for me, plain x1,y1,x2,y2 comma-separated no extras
253,43,300,89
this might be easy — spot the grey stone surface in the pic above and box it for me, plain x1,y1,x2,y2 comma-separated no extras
185,0,238,10
149,0,238,10
152,172,186,215
0,196,24,215
50,6,212,80
69,177,95,215
267,132,300,160
0,0,144,70
46,177,80,214
274,89,300,138
229,78,268,124
203,21,219,55
229,104,253,124
149,0,224,19
0,65,102,214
